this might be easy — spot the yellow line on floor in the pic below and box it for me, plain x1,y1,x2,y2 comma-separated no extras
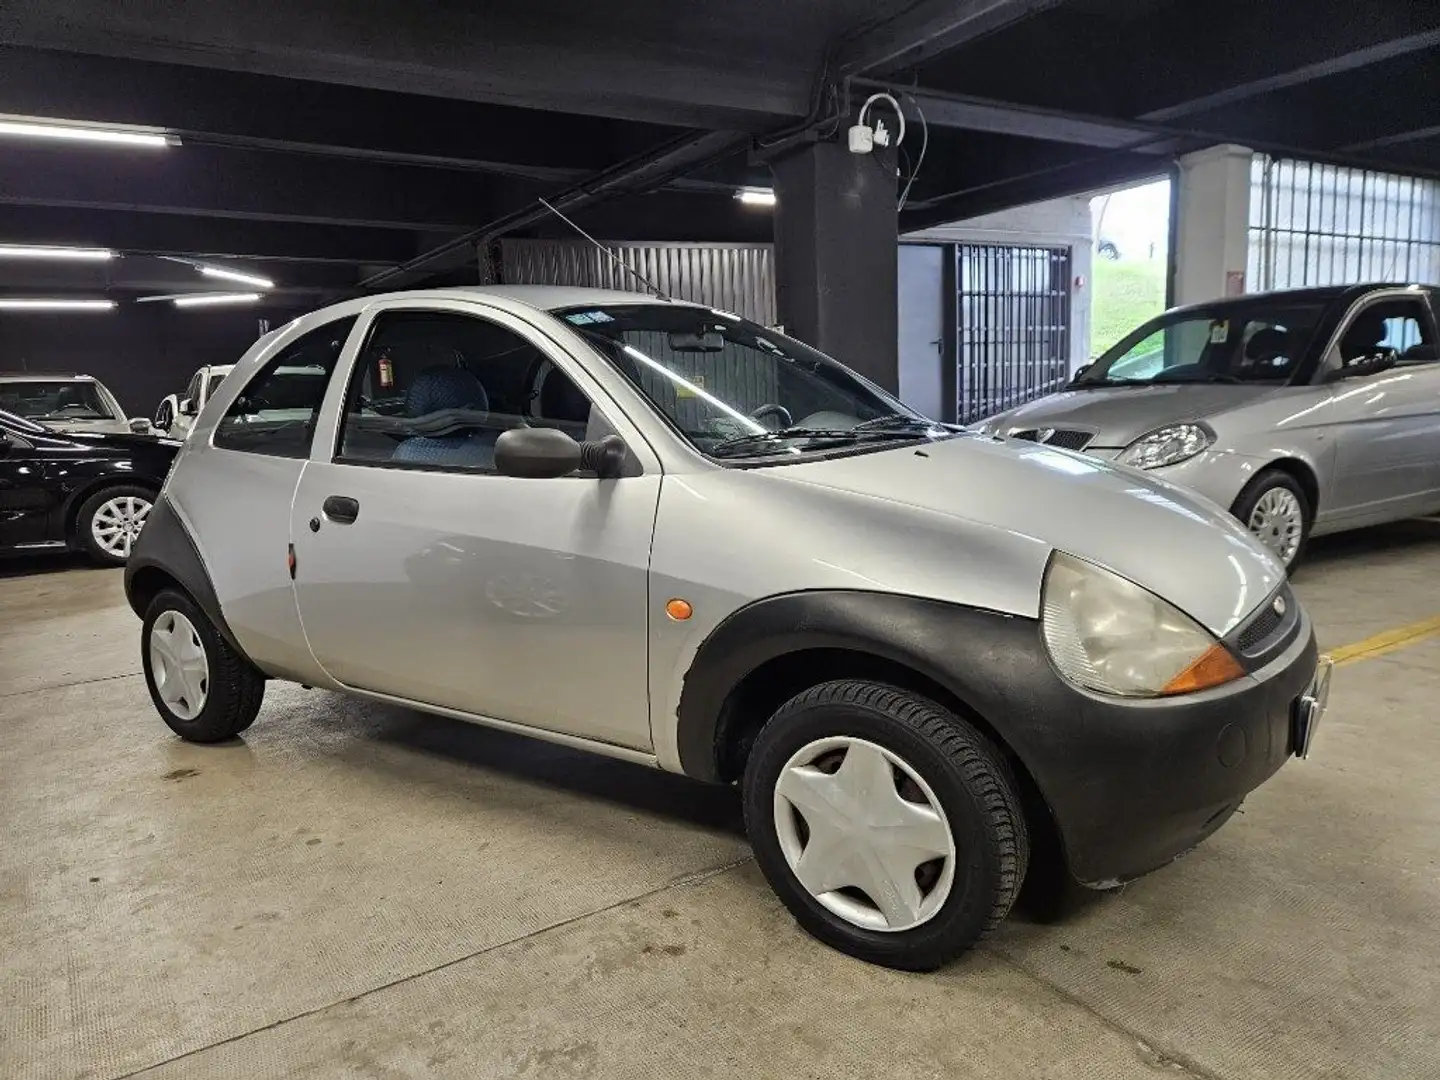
1328,615,1440,667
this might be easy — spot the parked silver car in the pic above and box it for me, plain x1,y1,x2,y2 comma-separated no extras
974,283,1440,570
154,363,234,439
125,287,1329,970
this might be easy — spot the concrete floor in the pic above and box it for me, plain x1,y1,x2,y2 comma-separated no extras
4,524,1440,1080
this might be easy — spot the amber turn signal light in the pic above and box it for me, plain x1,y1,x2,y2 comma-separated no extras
665,598,693,621
1161,643,1245,695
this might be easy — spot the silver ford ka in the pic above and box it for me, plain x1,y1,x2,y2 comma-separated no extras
974,283,1440,570
125,286,1330,970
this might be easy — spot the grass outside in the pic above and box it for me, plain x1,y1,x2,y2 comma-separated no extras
1089,257,1167,359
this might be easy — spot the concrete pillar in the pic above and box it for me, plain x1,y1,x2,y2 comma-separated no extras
771,140,899,391
1173,144,1253,305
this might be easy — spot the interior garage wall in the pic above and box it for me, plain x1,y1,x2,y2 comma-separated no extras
499,239,778,325
0,304,303,418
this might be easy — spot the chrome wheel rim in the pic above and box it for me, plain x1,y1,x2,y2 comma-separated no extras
149,610,209,720
91,494,152,559
772,736,956,933
1248,488,1304,566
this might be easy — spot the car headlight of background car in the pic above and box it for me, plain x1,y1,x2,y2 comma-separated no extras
1041,552,1244,697
1119,422,1214,470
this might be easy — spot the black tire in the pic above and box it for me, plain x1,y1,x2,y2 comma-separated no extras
1231,468,1312,573
743,680,1029,971
142,588,265,743
75,484,157,568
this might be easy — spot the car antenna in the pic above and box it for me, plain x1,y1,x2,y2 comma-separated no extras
536,197,671,302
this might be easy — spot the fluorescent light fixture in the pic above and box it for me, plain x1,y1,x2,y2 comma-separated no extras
0,244,114,261
0,118,172,148
0,298,116,311
199,265,274,289
172,292,261,308
735,187,777,207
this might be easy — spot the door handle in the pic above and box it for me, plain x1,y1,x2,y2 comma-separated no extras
322,495,359,525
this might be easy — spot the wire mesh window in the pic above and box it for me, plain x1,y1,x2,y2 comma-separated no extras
957,243,1072,423
1248,156,1440,291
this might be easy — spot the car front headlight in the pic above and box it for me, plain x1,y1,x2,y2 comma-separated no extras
1119,422,1213,469
1041,552,1244,697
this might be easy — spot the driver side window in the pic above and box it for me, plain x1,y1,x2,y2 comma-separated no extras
334,309,610,473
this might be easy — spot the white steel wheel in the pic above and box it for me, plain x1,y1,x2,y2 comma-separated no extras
1247,486,1305,566
149,609,210,721
772,735,957,933
90,493,152,560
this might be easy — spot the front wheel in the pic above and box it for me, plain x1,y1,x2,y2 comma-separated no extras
142,589,265,743
1232,469,1311,572
743,681,1029,971
76,485,155,567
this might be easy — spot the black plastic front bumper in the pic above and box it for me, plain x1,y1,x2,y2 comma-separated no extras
1003,616,1320,887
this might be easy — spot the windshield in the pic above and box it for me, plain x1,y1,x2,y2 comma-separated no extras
1076,301,1328,387
554,304,938,460
0,380,116,420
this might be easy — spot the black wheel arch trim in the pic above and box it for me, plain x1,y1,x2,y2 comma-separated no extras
124,494,251,662
675,590,1048,785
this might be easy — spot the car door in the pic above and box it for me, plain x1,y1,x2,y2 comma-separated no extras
164,314,360,680
1322,292,1440,523
289,298,662,752
0,424,52,548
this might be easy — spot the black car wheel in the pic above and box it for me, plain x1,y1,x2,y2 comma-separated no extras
743,680,1029,971
142,588,265,743
75,484,157,567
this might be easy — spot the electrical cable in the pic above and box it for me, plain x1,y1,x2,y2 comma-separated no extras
897,93,928,213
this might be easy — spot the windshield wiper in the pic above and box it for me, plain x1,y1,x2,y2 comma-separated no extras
1068,378,1150,389
848,414,953,434
709,426,911,458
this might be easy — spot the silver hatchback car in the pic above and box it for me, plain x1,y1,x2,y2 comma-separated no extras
126,287,1330,970
974,283,1440,570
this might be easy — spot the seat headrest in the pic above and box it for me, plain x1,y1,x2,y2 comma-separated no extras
405,365,488,418
1245,327,1289,362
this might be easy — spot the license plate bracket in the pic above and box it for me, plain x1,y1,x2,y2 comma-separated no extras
1292,657,1333,760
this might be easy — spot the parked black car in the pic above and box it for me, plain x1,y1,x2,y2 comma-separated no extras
0,407,181,567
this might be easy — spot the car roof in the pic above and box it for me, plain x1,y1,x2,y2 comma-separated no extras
371,285,699,311
0,371,97,382
1163,282,1433,320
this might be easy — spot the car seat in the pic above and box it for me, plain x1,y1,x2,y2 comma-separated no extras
391,365,496,468
1340,311,1388,360
1238,327,1293,378
538,367,592,439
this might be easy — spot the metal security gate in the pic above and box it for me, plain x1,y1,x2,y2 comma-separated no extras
956,243,1072,423
1248,156,1440,291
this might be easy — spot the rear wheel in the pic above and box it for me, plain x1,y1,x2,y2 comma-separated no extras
76,485,155,567
142,589,264,743
743,680,1028,971
1232,469,1311,572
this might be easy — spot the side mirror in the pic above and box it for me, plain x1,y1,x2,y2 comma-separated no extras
494,428,626,479
129,417,153,434
1070,363,1092,383
179,398,198,417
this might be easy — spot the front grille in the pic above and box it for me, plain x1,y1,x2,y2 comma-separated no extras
1006,427,1094,451
1232,583,1300,661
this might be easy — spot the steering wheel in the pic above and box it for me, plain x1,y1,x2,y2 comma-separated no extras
750,403,793,429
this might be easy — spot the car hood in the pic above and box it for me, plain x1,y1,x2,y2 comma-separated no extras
33,416,134,436
983,384,1278,447
776,434,1283,636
